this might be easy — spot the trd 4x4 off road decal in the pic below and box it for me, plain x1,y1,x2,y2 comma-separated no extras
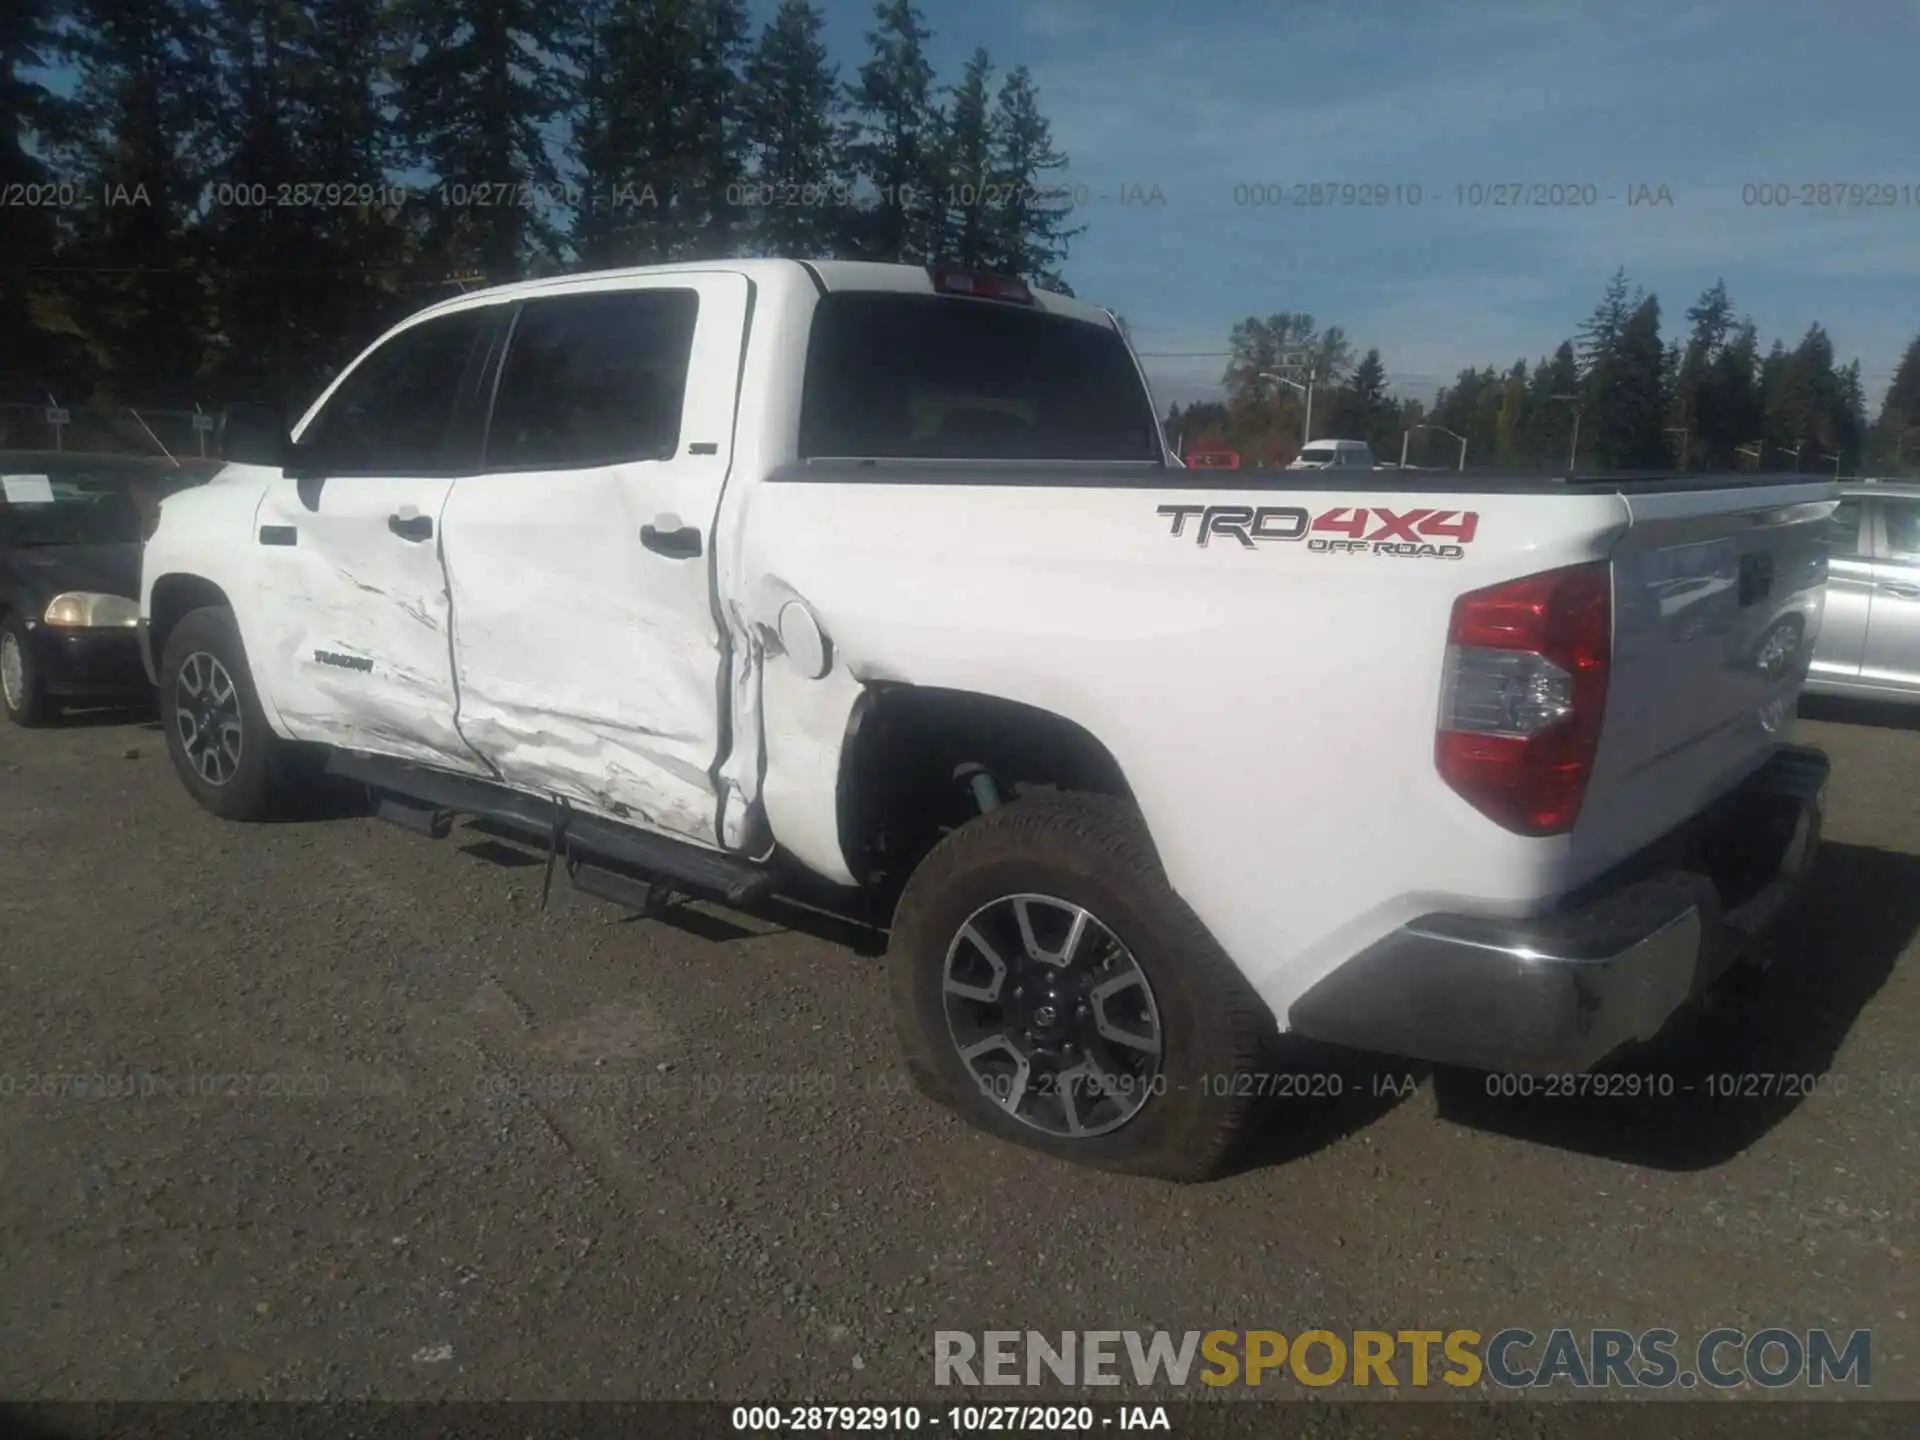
1157,503,1479,558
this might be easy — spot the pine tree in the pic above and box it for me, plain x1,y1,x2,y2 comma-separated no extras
1835,360,1867,472
1429,366,1491,461
395,0,564,282
1716,321,1762,464
1683,279,1736,356
1573,269,1670,470
684,0,751,258
54,0,220,403
1595,293,1669,469
1307,325,1353,387
1348,347,1389,414
1576,267,1633,380
0,0,77,401
1757,339,1793,467
1674,281,1736,467
1874,332,1920,470
1523,340,1579,467
1790,325,1842,466
940,48,996,268
1325,347,1390,451
566,0,744,267
297,0,414,379
740,0,845,258
844,0,942,263
202,0,322,406
1470,364,1505,463
984,65,1080,287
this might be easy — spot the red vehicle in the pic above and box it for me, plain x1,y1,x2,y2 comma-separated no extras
1185,448,1240,469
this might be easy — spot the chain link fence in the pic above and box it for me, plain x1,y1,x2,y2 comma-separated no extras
0,401,224,462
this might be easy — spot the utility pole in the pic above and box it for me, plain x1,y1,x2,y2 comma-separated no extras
1411,423,1467,471
1550,392,1582,474
1258,351,1319,444
45,390,68,452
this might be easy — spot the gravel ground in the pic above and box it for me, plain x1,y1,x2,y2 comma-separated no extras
0,696,1915,1406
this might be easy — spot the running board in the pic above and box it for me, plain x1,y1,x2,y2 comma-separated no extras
326,752,778,908
569,859,683,917
373,793,453,839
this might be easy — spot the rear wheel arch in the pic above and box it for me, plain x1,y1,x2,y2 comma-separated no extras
834,683,1137,900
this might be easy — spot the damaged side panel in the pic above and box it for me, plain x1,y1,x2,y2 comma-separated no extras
247,475,487,772
758,631,865,887
432,269,756,850
714,606,768,853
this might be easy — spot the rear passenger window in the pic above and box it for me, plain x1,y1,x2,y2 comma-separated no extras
1825,499,1864,556
1885,499,1920,559
485,290,699,471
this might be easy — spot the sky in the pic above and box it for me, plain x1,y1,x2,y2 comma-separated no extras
800,0,1920,413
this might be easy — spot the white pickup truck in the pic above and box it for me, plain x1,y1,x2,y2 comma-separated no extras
141,259,1835,1181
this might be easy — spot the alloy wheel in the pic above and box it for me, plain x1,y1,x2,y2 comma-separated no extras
173,650,244,785
942,893,1165,1138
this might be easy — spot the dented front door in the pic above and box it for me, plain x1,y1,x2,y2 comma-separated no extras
251,474,481,768
249,304,497,771
437,273,752,845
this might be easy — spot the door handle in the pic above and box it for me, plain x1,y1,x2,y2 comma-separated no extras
388,512,433,542
641,524,702,559
1879,582,1920,599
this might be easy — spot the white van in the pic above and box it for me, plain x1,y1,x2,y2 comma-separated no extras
1286,438,1375,470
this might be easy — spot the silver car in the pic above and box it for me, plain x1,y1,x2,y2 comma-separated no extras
1805,480,1920,703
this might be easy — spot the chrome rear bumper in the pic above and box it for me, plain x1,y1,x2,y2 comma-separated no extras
1287,745,1827,1074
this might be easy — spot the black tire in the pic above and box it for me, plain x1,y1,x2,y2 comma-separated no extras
889,791,1270,1182
157,606,287,821
0,611,57,727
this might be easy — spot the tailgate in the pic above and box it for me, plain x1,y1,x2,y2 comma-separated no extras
1577,480,1836,869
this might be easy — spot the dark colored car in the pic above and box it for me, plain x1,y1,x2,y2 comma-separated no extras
1,453,217,726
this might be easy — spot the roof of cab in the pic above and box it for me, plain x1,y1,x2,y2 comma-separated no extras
406,258,1116,331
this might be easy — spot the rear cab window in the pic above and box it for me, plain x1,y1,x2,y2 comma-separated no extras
485,290,699,470
797,293,1161,462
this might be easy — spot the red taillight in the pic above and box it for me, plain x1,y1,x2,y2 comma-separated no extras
928,265,1034,304
1435,561,1611,836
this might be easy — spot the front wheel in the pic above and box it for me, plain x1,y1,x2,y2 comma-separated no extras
888,792,1270,1181
157,606,289,821
1,612,56,727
